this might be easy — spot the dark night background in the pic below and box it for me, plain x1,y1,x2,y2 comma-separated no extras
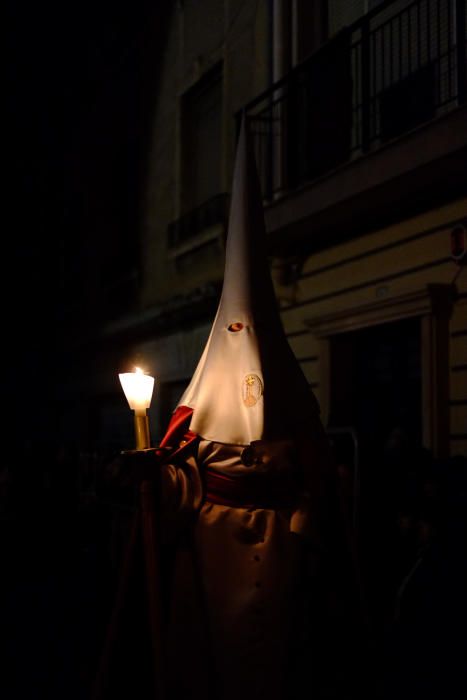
5,2,171,697
4,2,467,699
6,0,169,439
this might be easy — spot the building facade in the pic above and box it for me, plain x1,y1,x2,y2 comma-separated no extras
59,0,466,468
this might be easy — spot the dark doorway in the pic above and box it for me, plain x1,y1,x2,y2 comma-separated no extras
329,316,422,449
328,316,423,628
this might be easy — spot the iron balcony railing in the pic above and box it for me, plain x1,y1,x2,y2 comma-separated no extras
240,0,466,200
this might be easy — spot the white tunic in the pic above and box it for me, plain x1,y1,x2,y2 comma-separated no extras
162,438,327,700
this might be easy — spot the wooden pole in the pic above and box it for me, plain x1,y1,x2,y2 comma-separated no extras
140,478,166,699
91,512,140,700
92,450,167,699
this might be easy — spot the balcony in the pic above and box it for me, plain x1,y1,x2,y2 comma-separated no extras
241,0,467,253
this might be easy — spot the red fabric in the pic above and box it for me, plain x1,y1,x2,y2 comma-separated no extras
159,405,194,448
156,405,199,465
204,467,300,510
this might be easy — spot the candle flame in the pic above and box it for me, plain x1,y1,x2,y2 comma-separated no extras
119,367,155,411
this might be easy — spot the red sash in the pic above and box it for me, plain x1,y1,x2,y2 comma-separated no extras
204,467,300,510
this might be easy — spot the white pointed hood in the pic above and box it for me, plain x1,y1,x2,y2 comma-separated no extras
178,118,319,445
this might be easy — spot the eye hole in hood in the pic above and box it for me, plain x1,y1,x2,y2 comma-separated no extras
227,322,244,332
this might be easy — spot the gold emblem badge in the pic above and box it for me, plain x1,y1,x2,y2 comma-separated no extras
242,374,263,407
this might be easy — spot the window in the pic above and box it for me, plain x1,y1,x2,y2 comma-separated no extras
181,63,223,214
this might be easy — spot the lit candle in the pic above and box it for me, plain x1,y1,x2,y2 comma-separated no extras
119,367,155,450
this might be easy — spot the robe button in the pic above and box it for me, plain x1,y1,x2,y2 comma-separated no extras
241,446,255,467
179,439,187,447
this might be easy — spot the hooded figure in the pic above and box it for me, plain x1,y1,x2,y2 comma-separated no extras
178,119,319,446
159,120,336,700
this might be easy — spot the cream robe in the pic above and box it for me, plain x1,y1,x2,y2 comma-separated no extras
162,438,328,700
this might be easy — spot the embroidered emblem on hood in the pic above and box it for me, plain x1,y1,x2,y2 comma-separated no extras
242,374,263,407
